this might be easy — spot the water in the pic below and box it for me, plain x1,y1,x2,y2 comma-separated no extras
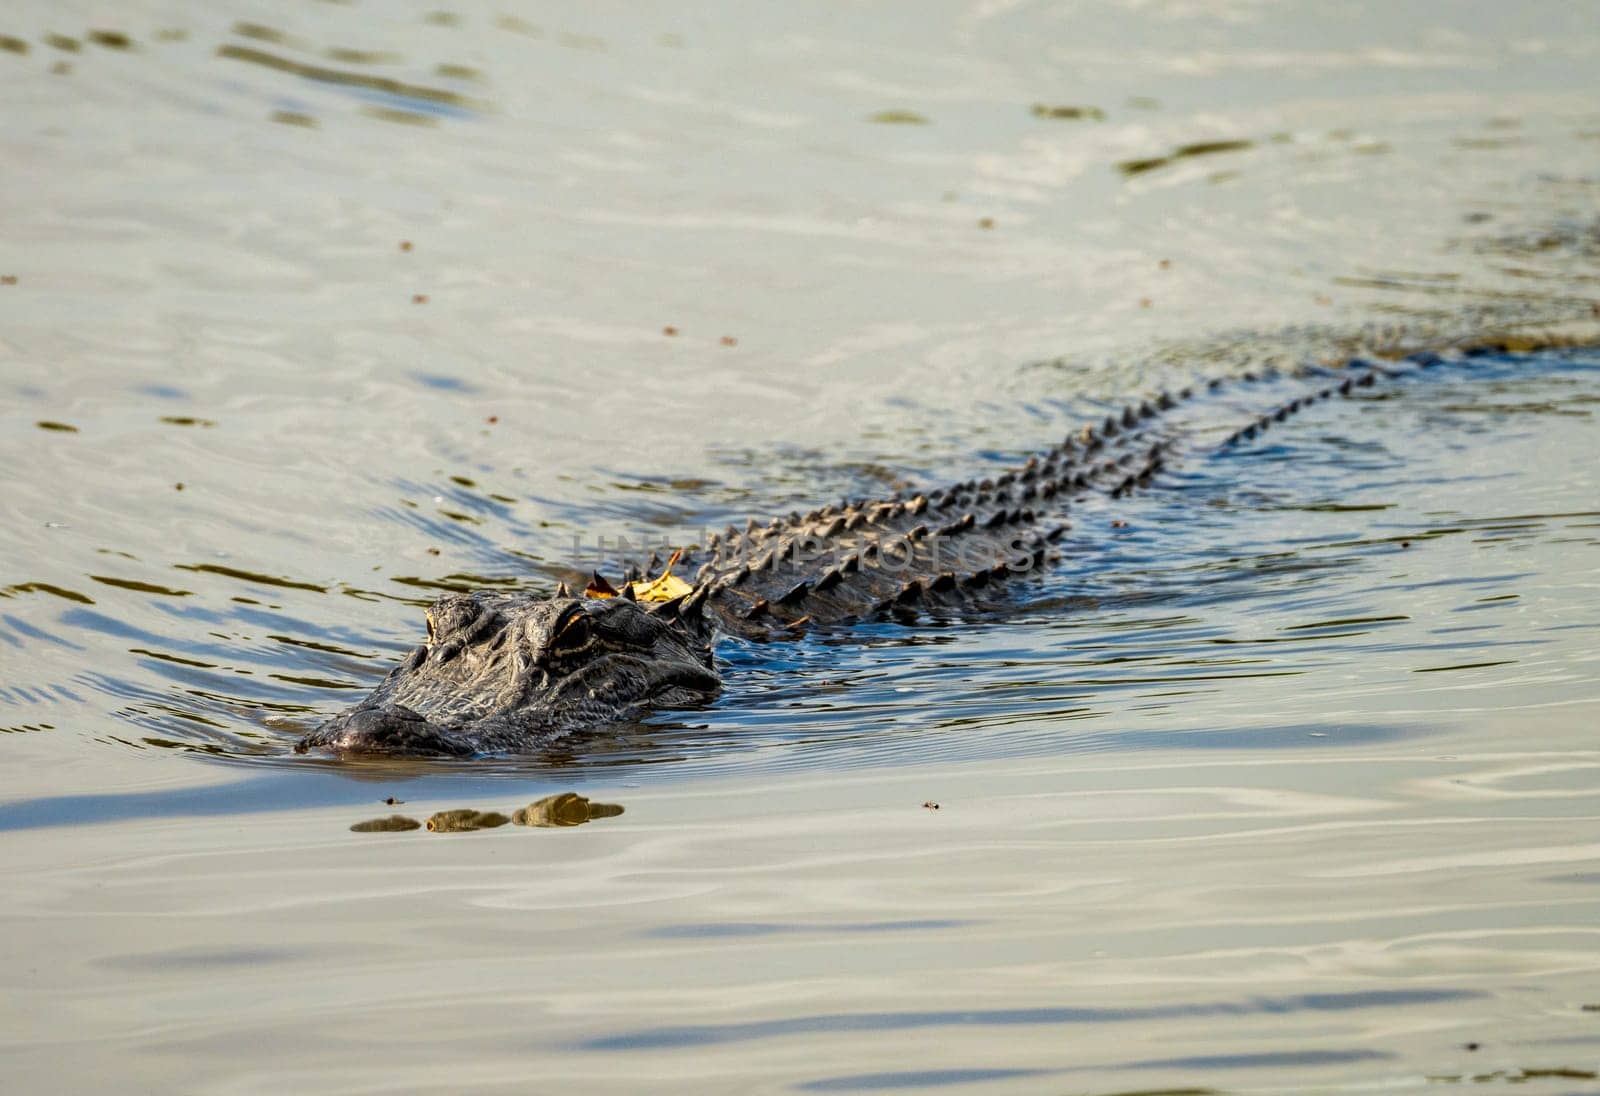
2,1,1600,1092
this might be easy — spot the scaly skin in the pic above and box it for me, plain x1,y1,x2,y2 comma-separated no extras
293,347,1487,757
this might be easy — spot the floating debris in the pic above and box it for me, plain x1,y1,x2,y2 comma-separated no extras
1030,103,1104,121
868,109,928,125
86,30,134,50
426,808,511,833
1119,138,1254,177
351,815,421,832
512,792,625,827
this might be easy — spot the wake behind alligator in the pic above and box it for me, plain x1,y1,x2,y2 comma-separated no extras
295,338,1580,758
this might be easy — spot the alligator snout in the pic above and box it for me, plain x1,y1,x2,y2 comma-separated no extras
295,704,475,758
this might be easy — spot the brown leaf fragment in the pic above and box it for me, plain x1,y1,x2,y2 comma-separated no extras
584,571,620,599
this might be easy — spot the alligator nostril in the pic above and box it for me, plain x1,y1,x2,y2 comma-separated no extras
404,644,428,671
431,639,464,665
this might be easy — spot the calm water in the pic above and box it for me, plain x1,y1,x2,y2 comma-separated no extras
2,1,1599,1092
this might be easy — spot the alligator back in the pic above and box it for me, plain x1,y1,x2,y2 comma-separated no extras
676,359,1392,634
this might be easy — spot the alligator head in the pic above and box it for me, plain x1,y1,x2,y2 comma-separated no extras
296,589,720,757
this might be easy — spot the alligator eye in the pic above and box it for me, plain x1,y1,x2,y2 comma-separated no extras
553,614,591,651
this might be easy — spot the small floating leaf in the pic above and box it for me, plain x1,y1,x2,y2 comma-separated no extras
1030,103,1104,121
868,109,928,125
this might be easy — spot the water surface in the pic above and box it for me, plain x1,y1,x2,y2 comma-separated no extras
2,1,1599,1092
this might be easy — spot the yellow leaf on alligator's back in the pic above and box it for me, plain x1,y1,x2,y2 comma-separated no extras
582,550,693,603
629,550,692,602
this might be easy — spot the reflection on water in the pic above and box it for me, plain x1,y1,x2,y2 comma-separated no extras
584,988,1481,1050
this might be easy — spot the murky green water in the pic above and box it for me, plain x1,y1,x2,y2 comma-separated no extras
2,1,1599,1092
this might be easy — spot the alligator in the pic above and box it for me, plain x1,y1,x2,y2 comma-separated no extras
290,343,1542,757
